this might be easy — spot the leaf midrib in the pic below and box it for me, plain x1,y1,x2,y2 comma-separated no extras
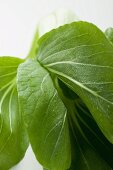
45,67,113,106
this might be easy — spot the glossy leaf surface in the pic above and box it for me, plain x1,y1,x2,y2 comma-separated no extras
38,21,113,144
0,57,28,170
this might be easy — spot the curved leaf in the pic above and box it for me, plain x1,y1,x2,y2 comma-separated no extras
68,121,112,170
58,83,113,169
74,99,113,168
17,59,71,170
38,21,113,144
0,57,28,170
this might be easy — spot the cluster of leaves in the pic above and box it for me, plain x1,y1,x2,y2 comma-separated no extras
0,21,113,170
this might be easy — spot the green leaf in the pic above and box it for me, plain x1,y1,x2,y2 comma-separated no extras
37,21,113,144
68,122,112,170
0,57,28,170
74,99,113,168
17,59,71,170
27,9,78,60
57,81,113,169
0,57,23,88
105,27,113,44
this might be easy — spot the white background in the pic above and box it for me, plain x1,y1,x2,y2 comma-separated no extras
0,0,113,170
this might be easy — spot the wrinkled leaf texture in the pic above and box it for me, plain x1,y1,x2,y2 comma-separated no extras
18,21,113,170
